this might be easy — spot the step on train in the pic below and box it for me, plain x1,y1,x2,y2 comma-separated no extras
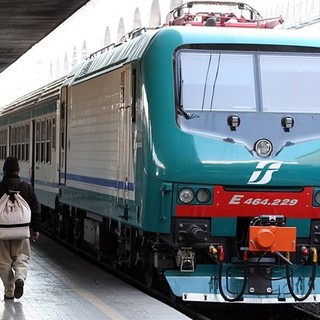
1,1,320,304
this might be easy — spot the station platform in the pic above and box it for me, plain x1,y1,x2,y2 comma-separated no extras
0,234,190,320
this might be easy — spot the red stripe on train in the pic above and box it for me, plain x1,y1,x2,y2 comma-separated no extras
176,186,320,218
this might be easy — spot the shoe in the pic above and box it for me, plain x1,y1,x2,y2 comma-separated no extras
14,279,24,299
4,295,14,301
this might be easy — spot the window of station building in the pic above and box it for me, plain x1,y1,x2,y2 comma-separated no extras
0,129,7,160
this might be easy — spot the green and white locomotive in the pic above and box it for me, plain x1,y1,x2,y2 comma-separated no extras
1,1,320,303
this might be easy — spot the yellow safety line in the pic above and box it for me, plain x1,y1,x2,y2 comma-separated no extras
70,284,128,320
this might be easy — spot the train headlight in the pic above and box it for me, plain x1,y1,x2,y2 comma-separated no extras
179,188,194,204
281,116,294,132
315,190,320,205
255,139,272,158
196,188,211,203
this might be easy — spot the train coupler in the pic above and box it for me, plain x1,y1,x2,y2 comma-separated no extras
176,247,195,272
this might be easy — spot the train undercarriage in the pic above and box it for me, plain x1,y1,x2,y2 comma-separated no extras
40,201,320,303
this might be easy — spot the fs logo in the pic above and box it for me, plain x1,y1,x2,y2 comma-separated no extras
247,161,282,185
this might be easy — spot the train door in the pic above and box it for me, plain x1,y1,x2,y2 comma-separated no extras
59,86,68,185
117,68,133,216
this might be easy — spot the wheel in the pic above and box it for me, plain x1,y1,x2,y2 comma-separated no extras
143,246,156,289
111,258,118,270
145,263,155,288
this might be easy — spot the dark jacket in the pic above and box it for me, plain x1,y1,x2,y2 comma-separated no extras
0,174,41,232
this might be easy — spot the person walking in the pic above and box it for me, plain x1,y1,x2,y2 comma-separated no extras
0,157,41,301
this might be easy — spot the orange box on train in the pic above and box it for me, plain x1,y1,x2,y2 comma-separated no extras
249,226,297,253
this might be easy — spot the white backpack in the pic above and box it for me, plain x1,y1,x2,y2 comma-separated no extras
0,192,31,240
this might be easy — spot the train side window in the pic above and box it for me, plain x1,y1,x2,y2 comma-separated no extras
46,118,51,163
15,127,18,158
36,121,40,162
11,127,18,158
0,130,3,159
132,69,136,122
41,120,46,163
10,128,13,157
52,117,56,150
0,131,1,157
61,102,65,151
18,126,22,160
21,125,25,161
0,129,5,159
10,129,12,157
4,129,7,159
26,123,29,161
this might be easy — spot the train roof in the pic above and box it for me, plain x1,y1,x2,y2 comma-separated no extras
64,29,158,85
0,76,66,117
66,26,320,87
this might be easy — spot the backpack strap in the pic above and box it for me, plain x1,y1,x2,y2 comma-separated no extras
0,181,22,200
0,182,8,194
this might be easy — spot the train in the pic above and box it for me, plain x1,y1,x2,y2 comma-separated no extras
1,0,320,304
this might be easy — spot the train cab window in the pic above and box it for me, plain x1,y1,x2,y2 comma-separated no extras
260,54,320,113
176,50,256,113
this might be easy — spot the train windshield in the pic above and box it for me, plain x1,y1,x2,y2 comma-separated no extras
260,54,320,112
176,49,320,115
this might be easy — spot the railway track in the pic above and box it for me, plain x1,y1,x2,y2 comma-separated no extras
293,304,320,319
191,303,320,320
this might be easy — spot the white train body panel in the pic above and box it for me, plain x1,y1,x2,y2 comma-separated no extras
65,67,135,202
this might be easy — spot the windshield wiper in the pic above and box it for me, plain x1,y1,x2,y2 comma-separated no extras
210,53,221,111
201,53,221,111
177,105,198,120
176,62,198,120
202,54,213,110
